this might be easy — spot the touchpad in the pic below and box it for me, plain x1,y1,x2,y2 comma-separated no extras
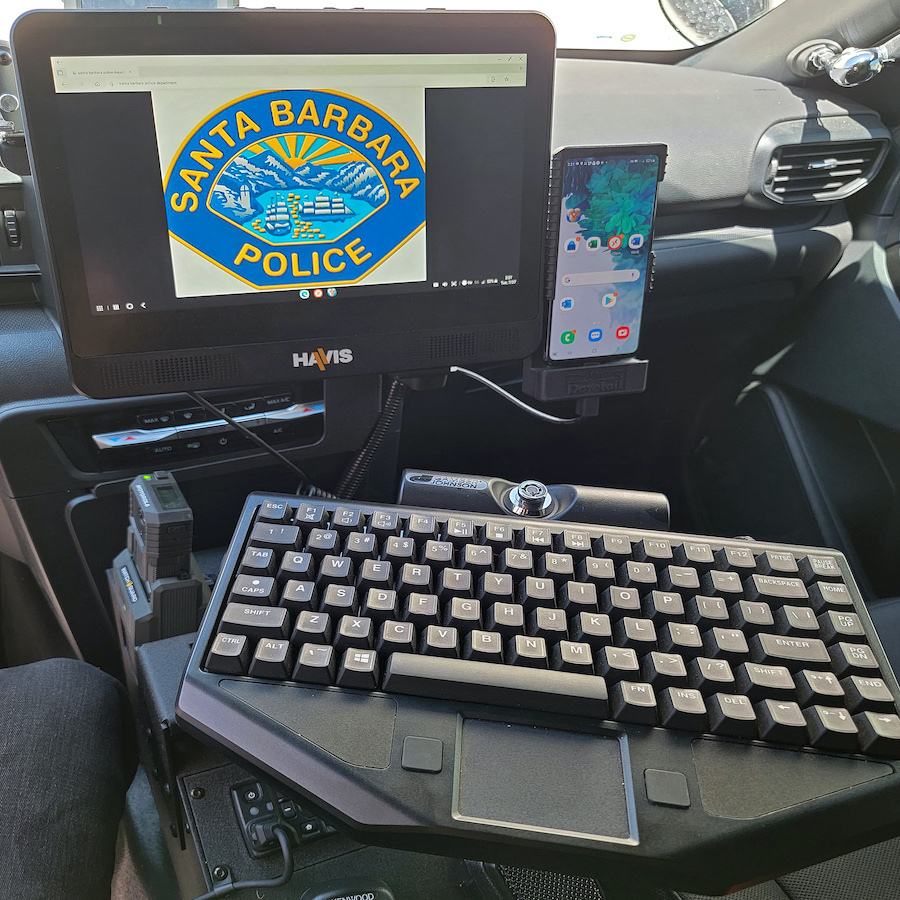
455,719,633,840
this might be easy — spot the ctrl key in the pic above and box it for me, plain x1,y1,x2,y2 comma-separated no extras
206,633,250,675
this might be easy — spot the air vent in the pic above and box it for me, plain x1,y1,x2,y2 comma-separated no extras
764,139,888,204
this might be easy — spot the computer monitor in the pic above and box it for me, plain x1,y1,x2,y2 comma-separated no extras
13,10,555,398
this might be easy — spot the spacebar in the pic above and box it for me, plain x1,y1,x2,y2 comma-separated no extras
382,654,609,717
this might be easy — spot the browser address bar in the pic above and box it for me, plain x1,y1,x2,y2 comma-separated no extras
561,269,640,287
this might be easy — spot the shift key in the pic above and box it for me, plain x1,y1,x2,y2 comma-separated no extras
220,602,289,640
751,632,830,670
745,574,808,605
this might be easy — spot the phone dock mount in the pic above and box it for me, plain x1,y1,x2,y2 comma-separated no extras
521,355,649,417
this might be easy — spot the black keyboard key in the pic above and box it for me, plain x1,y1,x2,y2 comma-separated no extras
659,687,707,731
619,560,657,591
292,643,335,685
596,646,640,682
702,627,749,663
808,580,854,612
601,586,642,617
461,544,493,575
206,633,250,674
854,711,900,757
384,535,416,565
484,602,525,639
305,529,339,560
594,533,632,560
689,657,735,695
729,600,774,635
477,572,514,602
841,675,897,713
805,705,858,751
556,529,593,560
611,681,657,725
757,550,799,576
551,640,594,673
291,610,332,648
659,622,703,658
517,525,553,552
345,532,377,563
445,517,475,548
421,624,459,657
280,580,317,616
635,538,673,563
240,546,276,577
294,502,328,530
277,551,314,584
331,506,362,536
708,693,757,738
357,558,394,593
614,616,657,650
320,583,357,615
715,546,756,572
383,652,608,716
508,634,549,668
644,591,685,620
518,576,557,611
529,607,569,643
445,597,482,632
230,574,276,605
537,552,575,587
422,540,454,568
220,603,289,640
404,593,441,627
251,522,301,551
571,612,613,649
818,610,865,644
361,588,399,622
755,699,807,744
829,642,881,677
751,633,830,670
369,510,401,539
658,566,700,597
249,638,293,679
397,562,433,597
464,630,504,663
258,498,292,523
796,669,845,707
774,605,819,636
641,651,687,689
497,548,534,582
406,513,437,540
734,662,794,702
316,555,353,589
336,648,379,689
558,582,598,616
686,595,729,629
437,568,473,601
482,522,515,551
700,570,744,600
798,554,842,584
377,620,416,656
577,556,616,590
745,574,808,606
674,541,715,570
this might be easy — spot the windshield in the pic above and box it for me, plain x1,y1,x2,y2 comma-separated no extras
1,0,788,52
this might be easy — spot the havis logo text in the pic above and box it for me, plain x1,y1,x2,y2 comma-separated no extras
293,348,354,370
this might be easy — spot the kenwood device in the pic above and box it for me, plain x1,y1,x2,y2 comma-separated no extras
13,9,555,397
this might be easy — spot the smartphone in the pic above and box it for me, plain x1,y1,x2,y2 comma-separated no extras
545,144,666,363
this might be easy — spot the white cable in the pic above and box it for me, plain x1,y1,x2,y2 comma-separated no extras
449,365,582,425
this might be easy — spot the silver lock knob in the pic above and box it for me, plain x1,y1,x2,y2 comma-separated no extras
507,480,553,517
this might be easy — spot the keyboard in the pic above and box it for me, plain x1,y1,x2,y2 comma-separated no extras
177,494,900,895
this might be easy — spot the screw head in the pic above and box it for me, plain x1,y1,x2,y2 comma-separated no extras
212,866,229,882
190,787,205,800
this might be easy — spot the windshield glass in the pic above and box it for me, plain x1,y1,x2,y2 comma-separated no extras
2,0,788,51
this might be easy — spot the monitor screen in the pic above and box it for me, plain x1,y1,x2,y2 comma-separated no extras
13,11,555,397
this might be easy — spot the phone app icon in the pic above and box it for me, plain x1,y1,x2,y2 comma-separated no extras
586,236,600,252
628,234,644,250
560,298,574,310
616,326,630,340
588,329,603,342
601,292,617,307
299,289,310,299
607,234,624,250
565,240,578,253
561,330,576,344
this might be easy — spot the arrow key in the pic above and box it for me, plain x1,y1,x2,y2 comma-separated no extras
756,699,807,744
854,711,900,757
805,705,859,752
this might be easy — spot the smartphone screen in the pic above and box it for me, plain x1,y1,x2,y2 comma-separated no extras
547,149,662,362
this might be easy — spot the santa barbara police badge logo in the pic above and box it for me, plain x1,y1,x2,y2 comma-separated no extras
164,90,426,290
